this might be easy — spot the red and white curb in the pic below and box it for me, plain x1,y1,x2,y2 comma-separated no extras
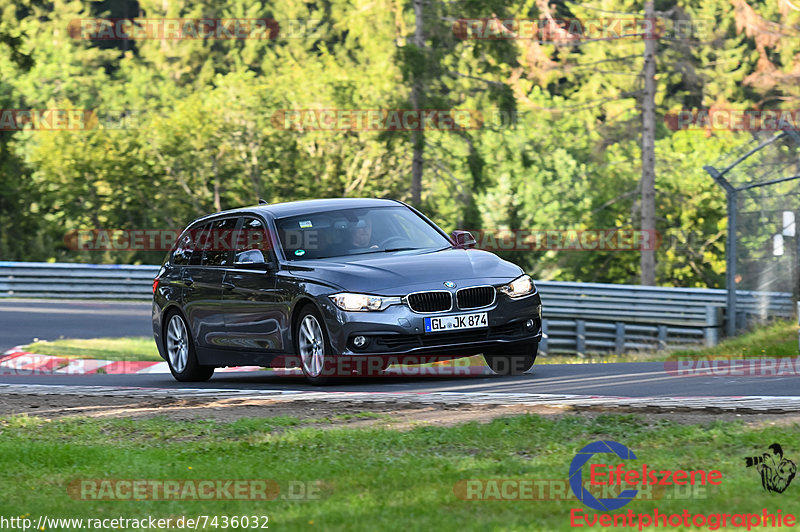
0,347,263,375
0,347,494,376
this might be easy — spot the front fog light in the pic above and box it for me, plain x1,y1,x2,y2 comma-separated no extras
525,319,535,330
353,335,367,348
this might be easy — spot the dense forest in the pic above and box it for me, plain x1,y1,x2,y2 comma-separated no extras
0,0,799,288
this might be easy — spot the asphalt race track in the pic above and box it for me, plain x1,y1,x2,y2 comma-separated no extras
0,363,799,398
1,299,799,399
0,299,152,351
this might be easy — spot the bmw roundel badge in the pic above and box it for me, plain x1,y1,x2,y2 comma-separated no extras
443,281,456,288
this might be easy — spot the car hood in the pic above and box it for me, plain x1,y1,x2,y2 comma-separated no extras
284,248,524,293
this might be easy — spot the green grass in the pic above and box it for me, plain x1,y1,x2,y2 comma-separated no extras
537,352,665,364
0,413,797,531
20,337,162,362
541,319,799,364
668,319,799,360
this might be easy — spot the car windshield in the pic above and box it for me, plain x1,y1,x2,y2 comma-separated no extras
276,206,452,260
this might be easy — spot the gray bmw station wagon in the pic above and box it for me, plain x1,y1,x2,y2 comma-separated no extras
152,198,542,384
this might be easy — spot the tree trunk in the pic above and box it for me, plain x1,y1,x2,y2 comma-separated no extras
640,0,657,286
410,0,425,206
213,158,222,212
249,141,261,202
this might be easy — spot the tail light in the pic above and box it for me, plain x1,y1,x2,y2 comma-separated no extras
152,277,160,294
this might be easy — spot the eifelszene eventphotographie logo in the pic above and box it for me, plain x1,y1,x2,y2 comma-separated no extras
569,440,722,511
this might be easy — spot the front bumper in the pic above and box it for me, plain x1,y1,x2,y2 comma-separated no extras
319,289,542,358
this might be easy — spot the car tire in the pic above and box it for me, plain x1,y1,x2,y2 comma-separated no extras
296,305,336,385
164,311,215,382
484,341,538,376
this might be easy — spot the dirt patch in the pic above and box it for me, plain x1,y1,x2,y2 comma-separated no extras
1,393,799,429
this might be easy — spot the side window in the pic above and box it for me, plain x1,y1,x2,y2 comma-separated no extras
202,218,237,267
234,217,271,264
189,222,212,266
171,230,194,266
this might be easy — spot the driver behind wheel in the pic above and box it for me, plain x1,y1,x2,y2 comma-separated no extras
349,218,378,249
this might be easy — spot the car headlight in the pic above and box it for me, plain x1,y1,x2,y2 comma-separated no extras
329,293,401,311
498,274,536,298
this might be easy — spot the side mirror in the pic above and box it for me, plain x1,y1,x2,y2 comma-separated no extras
234,249,272,270
451,230,476,249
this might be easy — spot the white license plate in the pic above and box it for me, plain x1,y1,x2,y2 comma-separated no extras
424,312,488,333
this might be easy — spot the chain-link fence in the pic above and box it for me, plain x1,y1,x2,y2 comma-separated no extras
705,130,800,335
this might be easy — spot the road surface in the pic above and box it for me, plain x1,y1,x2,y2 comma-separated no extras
0,299,151,350
0,362,797,397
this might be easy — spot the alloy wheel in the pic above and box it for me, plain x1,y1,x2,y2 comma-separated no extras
299,314,326,377
166,314,189,373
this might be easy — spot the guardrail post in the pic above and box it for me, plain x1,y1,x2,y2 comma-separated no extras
540,319,548,356
615,322,625,354
736,310,748,331
704,305,720,347
657,325,667,350
576,320,586,357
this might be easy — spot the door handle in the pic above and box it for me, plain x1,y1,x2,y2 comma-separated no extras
222,281,235,290
181,276,194,287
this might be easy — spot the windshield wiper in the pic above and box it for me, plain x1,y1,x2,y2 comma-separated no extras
301,246,442,260
383,247,420,253
343,247,423,256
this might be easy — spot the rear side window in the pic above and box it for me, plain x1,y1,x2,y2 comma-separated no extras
189,222,212,266
202,218,237,266
171,229,195,265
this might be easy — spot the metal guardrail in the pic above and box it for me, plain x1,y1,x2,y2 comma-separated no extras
536,281,794,355
0,262,160,300
0,262,794,354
